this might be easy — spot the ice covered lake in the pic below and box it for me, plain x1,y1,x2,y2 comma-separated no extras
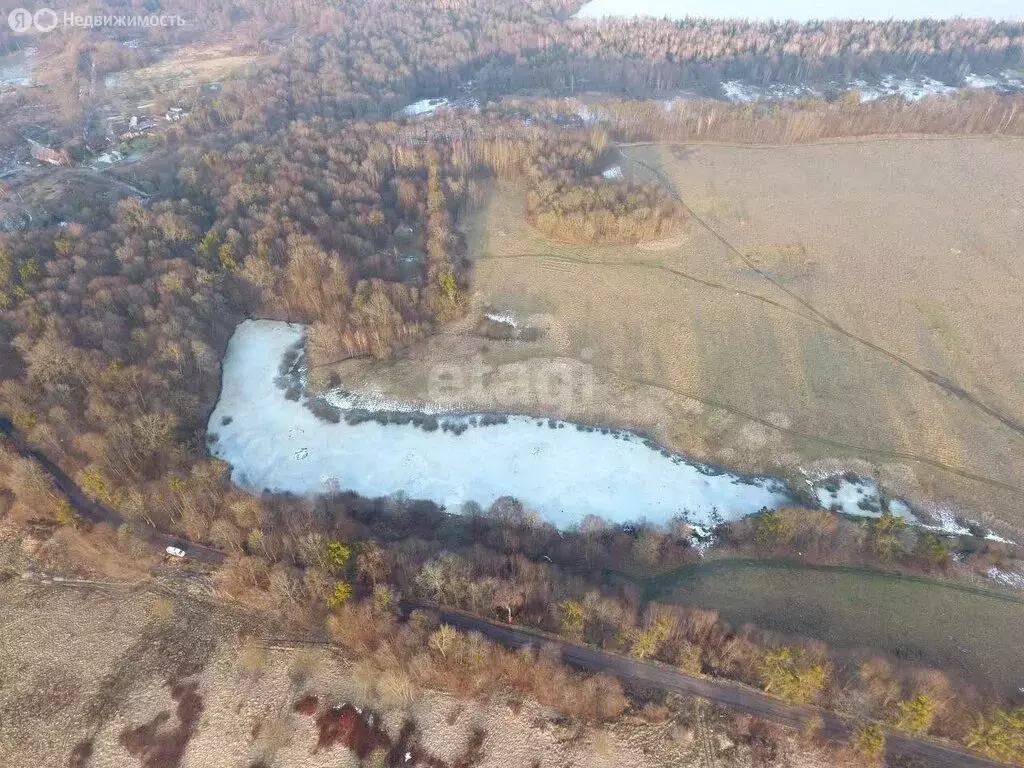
574,0,1023,22
208,320,946,531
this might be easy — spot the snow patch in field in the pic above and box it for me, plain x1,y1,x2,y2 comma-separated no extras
813,476,885,518
208,320,790,529
687,524,716,554
400,97,450,117
721,81,759,103
722,80,820,103
986,567,1024,590
0,48,35,89
573,0,1024,22
912,506,1017,544
964,70,1024,92
484,311,519,328
576,104,597,124
601,165,624,180
965,73,1001,89
211,321,1018,538
853,75,956,102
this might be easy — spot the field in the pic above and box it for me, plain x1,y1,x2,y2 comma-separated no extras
0,576,825,768
334,136,1024,539
642,558,1024,696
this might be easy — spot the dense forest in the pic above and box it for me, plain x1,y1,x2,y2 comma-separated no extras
3,0,1023,136
2,0,1024,762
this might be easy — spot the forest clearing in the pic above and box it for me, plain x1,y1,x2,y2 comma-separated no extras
329,136,1024,540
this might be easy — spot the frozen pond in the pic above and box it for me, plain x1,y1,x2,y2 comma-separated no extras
574,0,1023,21
208,320,791,528
208,321,1004,536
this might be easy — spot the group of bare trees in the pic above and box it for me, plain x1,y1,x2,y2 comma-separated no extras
526,177,685,244
578,91,1024,144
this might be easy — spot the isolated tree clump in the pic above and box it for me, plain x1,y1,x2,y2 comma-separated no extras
526,179,686,245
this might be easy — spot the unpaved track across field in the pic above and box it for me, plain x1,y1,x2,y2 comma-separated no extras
624,151,1024,443
458,256,1024,498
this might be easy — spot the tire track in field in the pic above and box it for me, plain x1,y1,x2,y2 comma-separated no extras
624,152,1024,443
477,251,823,325
473,253,1024,497
513,351,1024,499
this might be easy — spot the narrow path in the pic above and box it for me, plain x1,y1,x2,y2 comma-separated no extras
0,417,226,566
404,601,1010,768
442,324,1024,499
625,152,1024,442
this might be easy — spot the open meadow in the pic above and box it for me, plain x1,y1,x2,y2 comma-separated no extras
0,577,820,768
333,137,1024,539
642,558,1024,697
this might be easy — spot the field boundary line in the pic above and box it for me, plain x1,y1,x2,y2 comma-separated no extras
617,133,1024,151
623,150,1024,443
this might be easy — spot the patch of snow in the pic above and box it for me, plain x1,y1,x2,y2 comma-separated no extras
985,531,1015,544
687,523,716,555
721,80,820,103
986,567,1024,591
965,73,1000,89
914,506,1017,544
93,151,123,166
208,320,790,529
886,498,917,521
399,98,450,117
963,71,1024,93
0,48,35,89
573,0,1024,22
601,165,624,180
920,507,974,537
849,75,957,102
721,81,759,103
576,104,596,124
813,476,886,518
213,321,1018,537
484,311,519,328
321,388,436,414
871,75,956,101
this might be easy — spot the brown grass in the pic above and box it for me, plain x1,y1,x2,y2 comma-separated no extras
328,137,1024,538
119,680,203,768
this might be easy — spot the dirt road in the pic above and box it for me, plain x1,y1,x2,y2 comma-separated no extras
0,417,1010,766
407,602,1008,768
0,417,226,565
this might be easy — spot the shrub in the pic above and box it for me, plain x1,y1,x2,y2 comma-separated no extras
327,581,353,609
324,540,352,573
754,509,793,548
893,694,936,735
966,707,1024,764
757,647,829,706
853,723,886,761
559,599,585,640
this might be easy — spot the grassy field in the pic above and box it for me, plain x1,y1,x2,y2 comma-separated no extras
0,577,755,768
329,137,1024,538
643,558,1024,696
